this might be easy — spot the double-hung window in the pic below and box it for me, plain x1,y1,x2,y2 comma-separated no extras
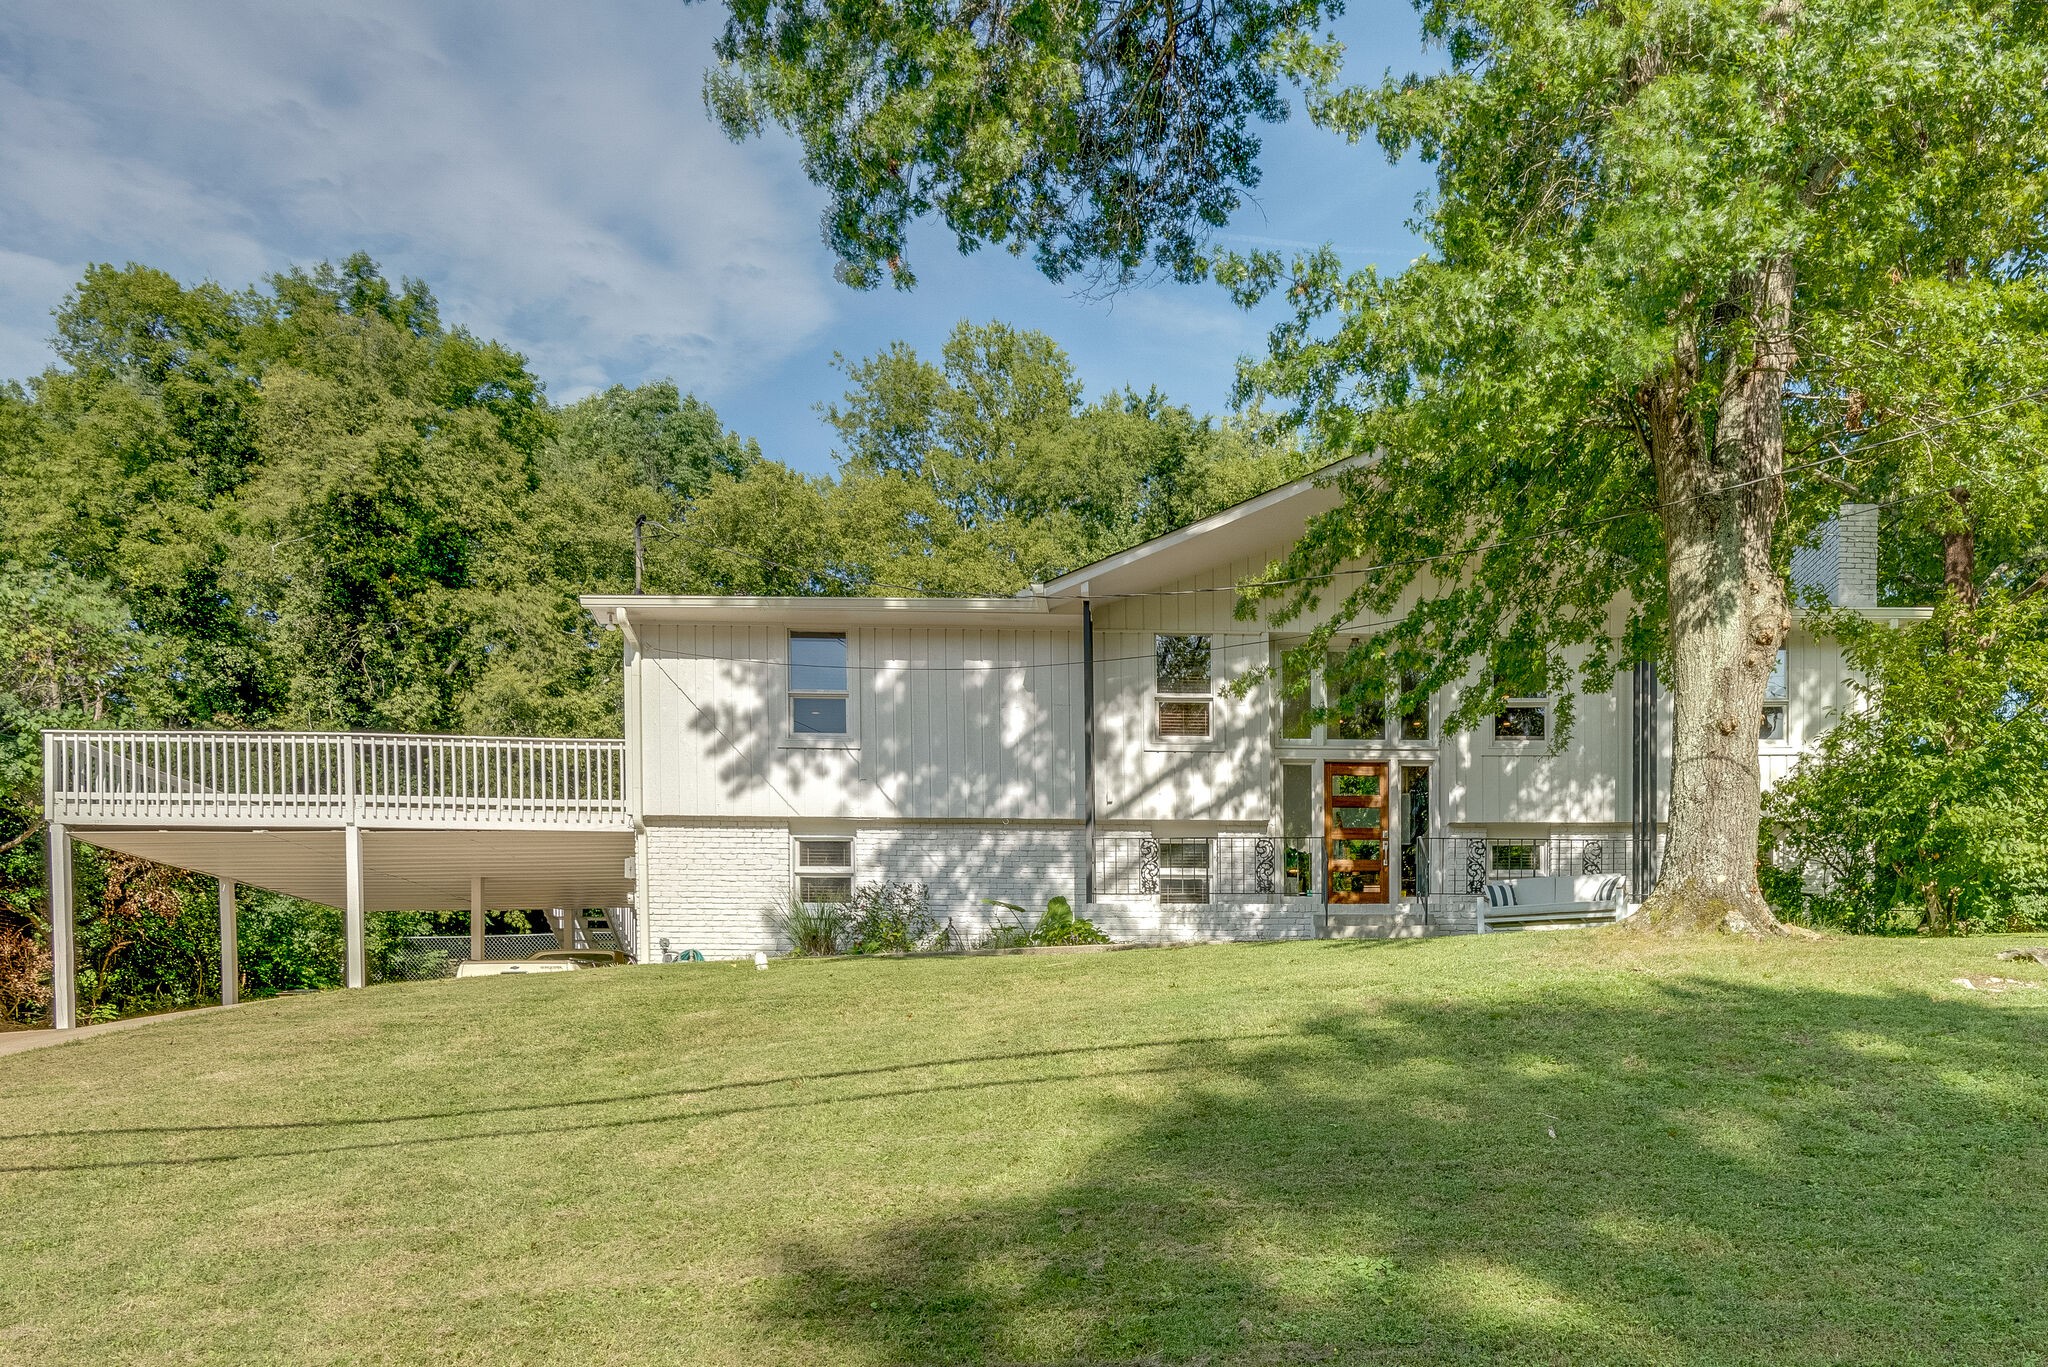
795,838,853,904
1157,838,1212,904
789,632,849,736
1759,648,1788,742
1492,659,1548,740
1154,635,1213,740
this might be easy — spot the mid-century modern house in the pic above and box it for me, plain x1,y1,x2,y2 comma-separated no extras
38,464,1912,1027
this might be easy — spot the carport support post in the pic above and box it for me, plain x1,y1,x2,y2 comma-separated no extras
343,822,366,989
218,878,239,1007
469,876,485,962
48,821,76,1031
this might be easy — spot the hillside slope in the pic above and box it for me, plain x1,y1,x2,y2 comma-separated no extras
2,934,2044,1365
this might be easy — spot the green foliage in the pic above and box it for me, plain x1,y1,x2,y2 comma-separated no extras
1764,594,2048,934
844,881,940,954
982,894,1111,948
705,0,1340,287
773,898,850,957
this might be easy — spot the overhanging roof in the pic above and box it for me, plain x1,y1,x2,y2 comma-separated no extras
582,594,1073,629
1035,454,1368,600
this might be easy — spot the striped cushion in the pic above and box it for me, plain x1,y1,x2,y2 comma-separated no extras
1596,876,1625,903
1484,881,1518,907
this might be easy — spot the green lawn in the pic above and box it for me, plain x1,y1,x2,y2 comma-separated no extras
2,933,2044,1365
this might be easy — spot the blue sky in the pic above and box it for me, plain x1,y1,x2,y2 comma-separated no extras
0,0,1437,474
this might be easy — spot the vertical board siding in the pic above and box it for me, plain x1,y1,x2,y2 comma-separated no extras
640,624,1084,820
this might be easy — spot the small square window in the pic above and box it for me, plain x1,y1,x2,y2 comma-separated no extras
1759,704,1787,742
1156,699,1212,738
1491,842,1540,873
794,838,853,905
1495,705,1547,739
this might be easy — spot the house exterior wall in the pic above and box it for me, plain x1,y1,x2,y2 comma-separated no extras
635,622,1084,821
640,820,791,960
855,822,1085,944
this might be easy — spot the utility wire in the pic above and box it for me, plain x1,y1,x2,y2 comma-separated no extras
624,391,2040,620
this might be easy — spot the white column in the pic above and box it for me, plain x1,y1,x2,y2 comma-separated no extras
344,823,366,989
469,875,485,962
48,822,76,1031
218,878,239,1007
552,907,572,949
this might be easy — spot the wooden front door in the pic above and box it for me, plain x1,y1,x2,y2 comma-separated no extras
1324,761,1391,904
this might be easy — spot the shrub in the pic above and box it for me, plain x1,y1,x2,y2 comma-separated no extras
772,899,848,956
1764,593,2048,934
981,895,1110,948
0,921,50,1024
844,881,938,954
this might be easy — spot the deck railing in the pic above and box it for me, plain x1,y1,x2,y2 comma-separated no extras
44,730,628,829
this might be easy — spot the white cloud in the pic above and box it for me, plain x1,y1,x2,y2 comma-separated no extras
0,0,836,399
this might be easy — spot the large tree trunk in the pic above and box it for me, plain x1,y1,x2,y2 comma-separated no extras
1640,260,1795,935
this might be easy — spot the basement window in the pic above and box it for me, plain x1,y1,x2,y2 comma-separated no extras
1154,635,1213,740
794,838,853,905
1491,842,1541,873
1157,838,1212,904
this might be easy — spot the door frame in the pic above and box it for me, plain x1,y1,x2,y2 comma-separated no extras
1323,760,1391,905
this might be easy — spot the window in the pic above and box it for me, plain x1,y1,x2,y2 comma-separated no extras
1760,648,1788,742
1279,651,1313,740
1491,842,1540,873
1155,635,1212,739
1492,659,1548,740
1282,763,1315,896
1399,671,1431,740
789,632,849,735
794,838,853,904
1157,838,1211,904
1327,650,1387,740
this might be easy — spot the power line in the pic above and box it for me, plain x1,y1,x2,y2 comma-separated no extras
626,390,2041,612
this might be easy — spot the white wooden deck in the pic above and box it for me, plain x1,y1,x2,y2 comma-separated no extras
42,730,636,1029
45,730,627,829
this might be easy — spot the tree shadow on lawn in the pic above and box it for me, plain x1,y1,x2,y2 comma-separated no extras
764,976,2048,1365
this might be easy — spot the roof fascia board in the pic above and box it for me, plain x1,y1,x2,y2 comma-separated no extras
582,595,1073,630
1035,452,1372,600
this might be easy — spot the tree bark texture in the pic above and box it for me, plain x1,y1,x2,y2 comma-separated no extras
1641,259,1794,935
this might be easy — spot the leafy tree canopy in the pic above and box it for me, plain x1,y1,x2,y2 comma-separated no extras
710,0,2048,933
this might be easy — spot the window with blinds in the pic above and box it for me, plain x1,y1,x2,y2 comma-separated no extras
1157,838,1211,904
1154,634,1212,740
794,838,853,904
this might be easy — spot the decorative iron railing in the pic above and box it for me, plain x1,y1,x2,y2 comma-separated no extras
1092,834,1317,901
1090,831,1661,904
43,730,628,829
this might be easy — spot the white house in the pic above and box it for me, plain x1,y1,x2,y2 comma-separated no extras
578,468,1908,958
37,464,1910,1027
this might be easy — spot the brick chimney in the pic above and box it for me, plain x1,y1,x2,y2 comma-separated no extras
1790,503,1879,609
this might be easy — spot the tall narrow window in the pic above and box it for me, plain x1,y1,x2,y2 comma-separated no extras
1759,648,1788,741
795,838,853,904
1279,650,1312,740
1282,763,1314,895
1399,671,1431,740
1155,635,1212,739
789,632,849,735
1327,650,1387,740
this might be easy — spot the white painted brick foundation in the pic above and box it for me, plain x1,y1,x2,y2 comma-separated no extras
641,820,790,960
856,824,1085,944
641,819,1475,958
1087,898,1319,944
